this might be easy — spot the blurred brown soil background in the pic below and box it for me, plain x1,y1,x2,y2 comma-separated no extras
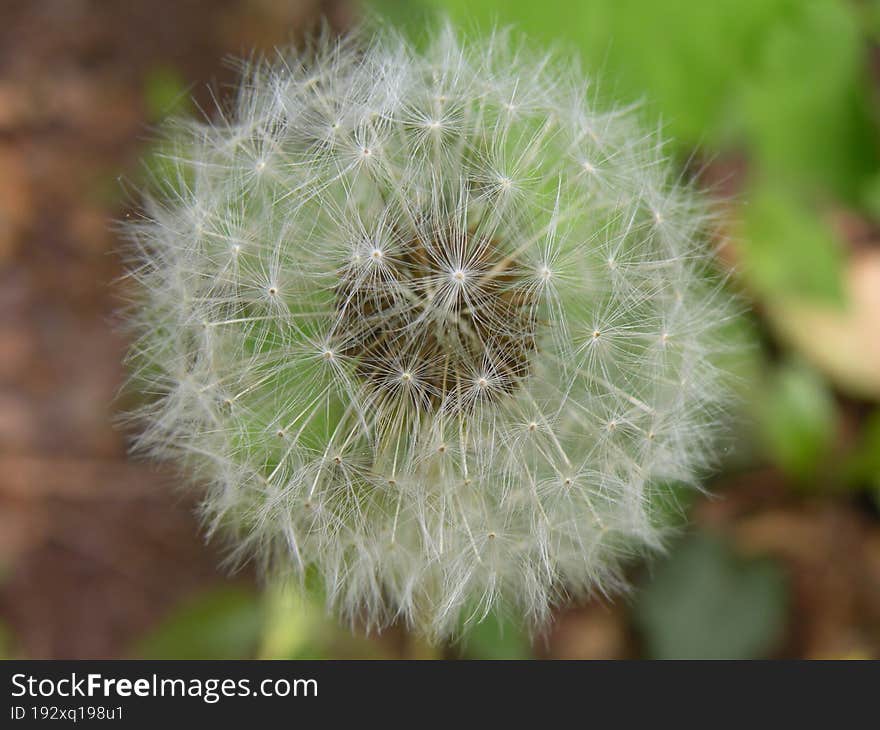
0,0,348,659
0,0,878,659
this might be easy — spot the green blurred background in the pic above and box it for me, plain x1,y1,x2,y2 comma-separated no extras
1,0,879,659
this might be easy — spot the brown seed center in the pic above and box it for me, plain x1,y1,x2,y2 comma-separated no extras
335,231,537,412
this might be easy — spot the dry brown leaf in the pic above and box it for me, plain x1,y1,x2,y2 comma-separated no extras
766,250,880,401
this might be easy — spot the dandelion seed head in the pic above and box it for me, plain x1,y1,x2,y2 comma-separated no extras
121,22,738,641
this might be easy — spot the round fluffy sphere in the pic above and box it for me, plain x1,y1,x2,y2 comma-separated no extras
123,24,736,639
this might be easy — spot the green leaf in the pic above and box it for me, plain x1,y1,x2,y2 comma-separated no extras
740,182,845,304
420,1,795,144
633,534,788,659
407,0,877,198
132,586,264,660
739,0,877,200
757,359,837,483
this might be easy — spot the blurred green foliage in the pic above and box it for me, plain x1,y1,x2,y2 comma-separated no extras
843,409,880,503
633,534,788,659
256,580,394,660
143,66,191,123
758,359,838,483
457,611,532,660
132,587,264,660
741,185,845,305
258,582,323,659
431,0,878,192
134,580,412,660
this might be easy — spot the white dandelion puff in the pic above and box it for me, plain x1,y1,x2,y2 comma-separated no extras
121,23,739,641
